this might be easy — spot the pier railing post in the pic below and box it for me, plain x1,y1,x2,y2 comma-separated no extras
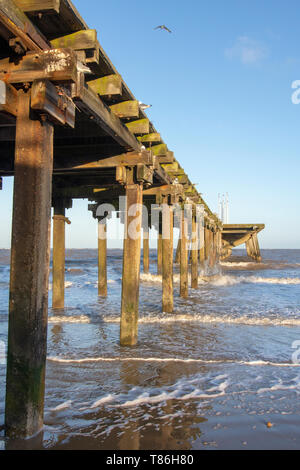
5,88,53,438
180,210,189,298
162,200,174,312
120,182,143,346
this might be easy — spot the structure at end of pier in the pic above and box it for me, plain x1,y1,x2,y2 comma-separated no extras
221,224,265,262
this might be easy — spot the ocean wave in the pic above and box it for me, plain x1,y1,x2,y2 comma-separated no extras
47,356,300,367
49,281,73,291
140,273,300,287
48,315,90,324
102,313,300,326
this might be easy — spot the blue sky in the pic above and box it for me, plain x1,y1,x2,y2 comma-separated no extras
1,0,300,248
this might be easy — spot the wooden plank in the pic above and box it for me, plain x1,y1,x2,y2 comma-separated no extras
125,118,149,135
73,85,140,151
137,133,161,143
0,0,50,51
156,152,175,164
88,74,122,97
31,79,75,127
0,80,17,116
110,100,139,119
136,164,153,184
14,0,60,14
0,49,78,84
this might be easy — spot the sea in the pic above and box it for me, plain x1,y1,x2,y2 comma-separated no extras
0,248,300,450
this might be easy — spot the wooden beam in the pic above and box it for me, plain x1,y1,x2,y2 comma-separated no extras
0,0,50,51
73,85,140,151
51,29,97,50
110,100,139,119
50,29,99,65
162,204,174,312
54,150,153,170
0,49,78,84
150,144,168,156
88,74,122,98
14,0,60,14
0,80,18,116
125,118,149,135
31,79,75,127
137,133,161,143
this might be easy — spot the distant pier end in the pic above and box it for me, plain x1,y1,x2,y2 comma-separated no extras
221,224,265,262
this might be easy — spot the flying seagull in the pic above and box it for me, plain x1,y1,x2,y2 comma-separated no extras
154,25,172,33
139,101,152,110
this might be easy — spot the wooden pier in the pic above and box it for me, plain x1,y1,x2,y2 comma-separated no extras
0,0,264,439
221,224,265,262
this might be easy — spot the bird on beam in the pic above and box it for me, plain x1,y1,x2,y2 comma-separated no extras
154,25,172,33
139,101,152,110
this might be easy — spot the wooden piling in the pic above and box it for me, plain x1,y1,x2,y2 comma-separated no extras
199,219,205,266
120,183,143,346
143,226,149,274
98,219,107,296
157,227,162,275
180,212,188,298
162,204,174,312
5,89,53,438
175,238,181,264
191,214,198,289
52,204,66,309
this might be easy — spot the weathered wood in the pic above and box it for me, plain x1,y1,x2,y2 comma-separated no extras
157,231,162,275
51,29,97,51
0,80,18,116
0,0,50,51
180,213,188,298
98,219,107,296
136,164,153,185
15,0,60,14
73,85,140,151
110,100,139,119
125,118,149,135
52,205,68,309
191,215,198,289
150,144,168,156
199,218,205,265
162,204,173,312
137,133,161,143
157,151,175,164
5,89,53,438
0,49,78,84
31,79,75,127
54,150,153,171
143,226,149,274
175,238,180,264
120,184,143,346
88,74,122,98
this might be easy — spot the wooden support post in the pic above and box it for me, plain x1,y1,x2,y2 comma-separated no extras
191,214,198,289
199,219,205,266
204,227,210,261
157,223,162,275
180,211,188,298
120,183,143,347
52,204,66,309
175,238,181,264
162,203,174,312
5,89,53,438
252,232,262,262
143,225,149,274
98,219,107,296
209,231,216,268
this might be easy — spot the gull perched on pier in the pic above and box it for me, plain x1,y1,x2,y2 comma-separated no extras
77,61,92,74
154,25,172,33
139,101,152,110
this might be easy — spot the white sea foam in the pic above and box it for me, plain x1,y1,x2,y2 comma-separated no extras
101,312,300,326
50,400,73,412
48,315,90,324
140,272,300,286
47,356,300,367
